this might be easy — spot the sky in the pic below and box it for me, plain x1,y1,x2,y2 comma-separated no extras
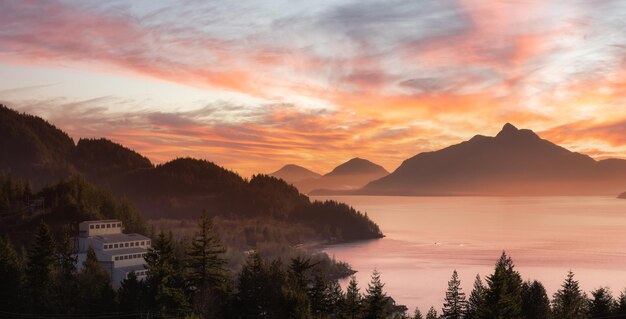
1,0,625,177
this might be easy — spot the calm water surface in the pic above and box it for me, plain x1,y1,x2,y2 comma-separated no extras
315,196,626,312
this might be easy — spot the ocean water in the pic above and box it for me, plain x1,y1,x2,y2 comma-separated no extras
316,195,626,313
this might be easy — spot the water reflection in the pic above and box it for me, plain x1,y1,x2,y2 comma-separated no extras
319,196,626,312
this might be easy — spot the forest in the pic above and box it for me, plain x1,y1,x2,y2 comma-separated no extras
3,215,626,319
0,105,383,243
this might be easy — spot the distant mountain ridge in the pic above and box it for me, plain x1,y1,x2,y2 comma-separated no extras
271,164,321,183
619,192,626,199
275,158,389,194
324,157,388,177
361,123,626,196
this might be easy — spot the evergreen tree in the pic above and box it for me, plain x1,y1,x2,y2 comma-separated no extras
76,246,116,314
616,289,626,316
412,307,424,319
236,252,266,318
552,271,588,319
327,279,346,317
185,212,230,318
466,275,484,319
118,271,147,318
236,252,291,319
25,221,57,313
426,306,438,319
588,287,615,319
343,275,362,319
442,270,466,319
480,252,523,319
0,237,24,312
145,230,191,318
363,269,388,319
521,280,551,319
309,271,330,317
287,256,314,319
55,231,79,314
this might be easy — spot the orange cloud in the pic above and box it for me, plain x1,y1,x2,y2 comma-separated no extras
1,0,625,176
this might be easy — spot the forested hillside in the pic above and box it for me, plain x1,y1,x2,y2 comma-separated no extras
0,173,146,247
72,138,153,184
0,105,75,186
0,105,383,244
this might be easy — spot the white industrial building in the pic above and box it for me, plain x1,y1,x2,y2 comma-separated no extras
76,219,151,287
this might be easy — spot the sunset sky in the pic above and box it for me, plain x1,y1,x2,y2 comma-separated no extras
1,0,625,176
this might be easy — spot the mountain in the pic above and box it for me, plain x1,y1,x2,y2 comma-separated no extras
619,192,626,199
361,123,626,196
325,157,388,177
294,158,389,194
0,105,383,242
271,164,321,184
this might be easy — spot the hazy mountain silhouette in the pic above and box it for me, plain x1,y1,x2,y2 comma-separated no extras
325,157,388,177
619,192,626,199
300,158,389,194
361,123,626,196
271,164,321,184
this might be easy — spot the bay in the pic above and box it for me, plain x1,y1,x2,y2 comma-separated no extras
316,196,626,312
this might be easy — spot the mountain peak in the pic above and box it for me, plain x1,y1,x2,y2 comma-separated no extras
325,158,389,176
496,123,518,137
271,164,321,183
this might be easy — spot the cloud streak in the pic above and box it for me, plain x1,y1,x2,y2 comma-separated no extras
0,0,625,174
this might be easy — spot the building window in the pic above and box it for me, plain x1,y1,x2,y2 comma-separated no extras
114,256,119,261
106,224,111,228
130,242,135,247
89,225,94,229
104,245,108,249
147,240,151,246
125,243,129,247
114,244,119,248
95,224,100,229
141,241,145,246
117,223,122,227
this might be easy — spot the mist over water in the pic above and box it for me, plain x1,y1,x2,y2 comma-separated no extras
317,196,626,312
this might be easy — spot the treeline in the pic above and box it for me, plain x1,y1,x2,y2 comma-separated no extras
409,252,626,319
0,215,395,319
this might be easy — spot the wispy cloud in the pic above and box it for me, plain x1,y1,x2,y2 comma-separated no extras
0,0,624,174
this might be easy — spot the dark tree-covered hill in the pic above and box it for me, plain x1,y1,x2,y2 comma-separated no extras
0,105,75,186
72,138,153,183
0,105,383,243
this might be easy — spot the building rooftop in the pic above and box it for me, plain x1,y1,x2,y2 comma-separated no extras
101,247,148,257
80,219,121,224
90,233,150,243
